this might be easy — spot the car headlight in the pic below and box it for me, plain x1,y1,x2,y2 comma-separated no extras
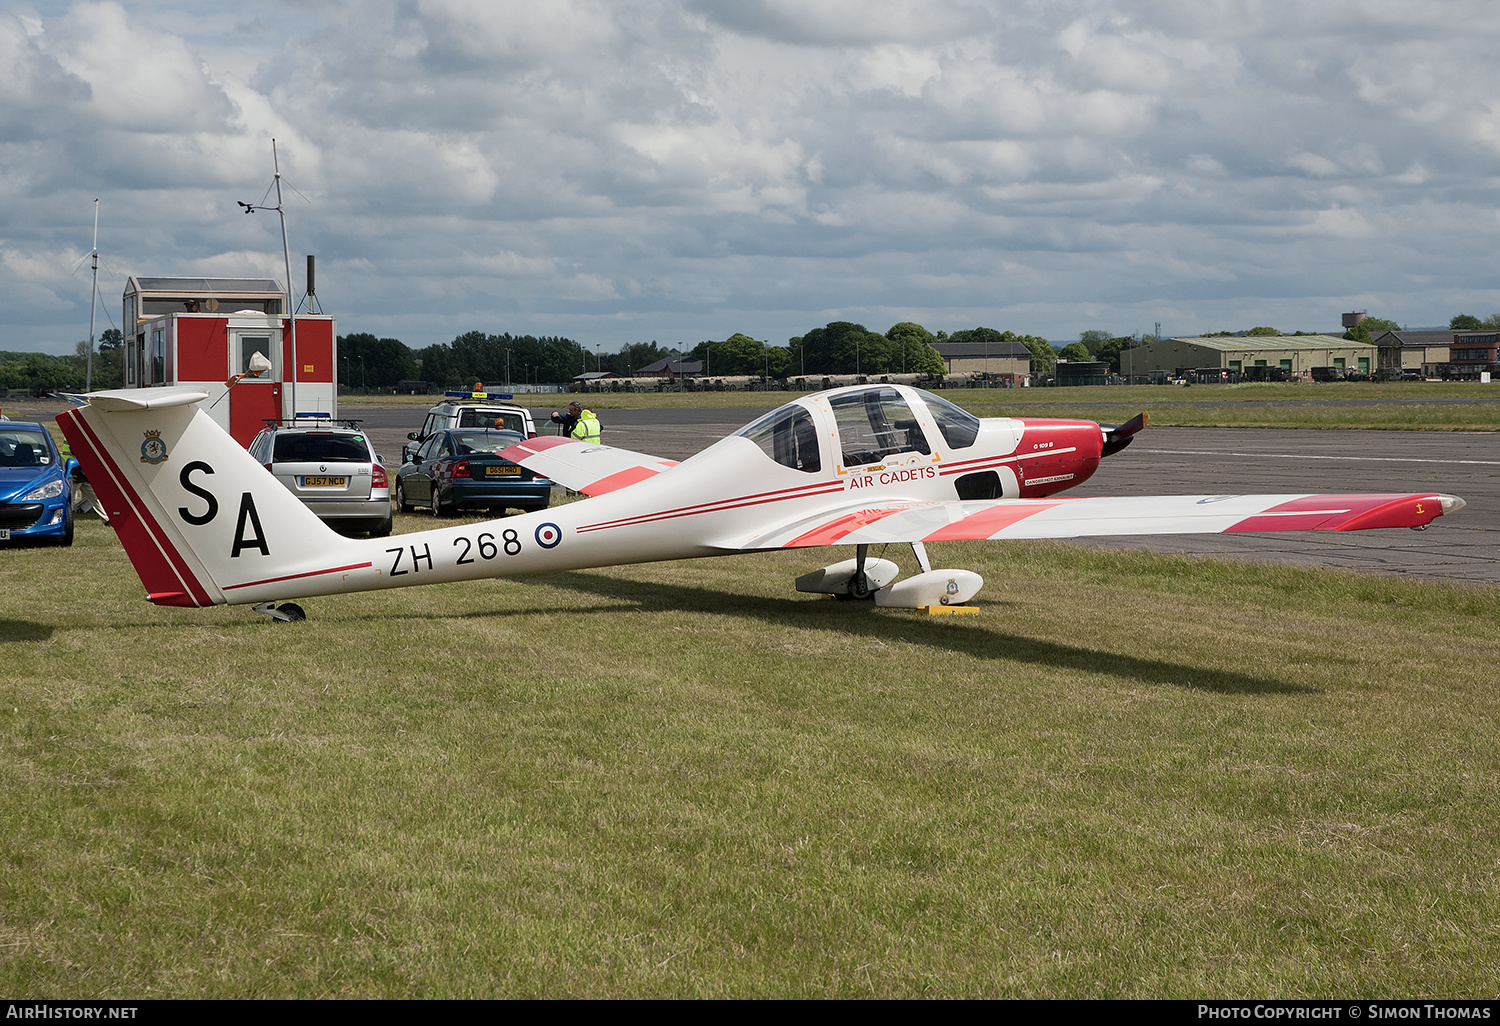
22,479,66,501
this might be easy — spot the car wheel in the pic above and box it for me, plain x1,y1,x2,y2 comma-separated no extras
51,502,75,547
396,481,413,513
430,485,446,517
372,511,393,537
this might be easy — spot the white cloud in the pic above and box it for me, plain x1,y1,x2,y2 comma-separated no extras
4,0,1500,353
1286,151,1343,178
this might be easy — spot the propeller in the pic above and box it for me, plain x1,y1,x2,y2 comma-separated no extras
1100,411,1148,458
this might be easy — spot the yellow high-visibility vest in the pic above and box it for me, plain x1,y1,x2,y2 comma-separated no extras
571,410,601,443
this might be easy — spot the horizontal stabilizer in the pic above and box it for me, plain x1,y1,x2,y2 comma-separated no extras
71,386,212,412
498,436,677,495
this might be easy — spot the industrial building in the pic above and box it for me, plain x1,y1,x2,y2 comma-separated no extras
1369,330,1451,378
931,341,1032,383
1120,335,1377,382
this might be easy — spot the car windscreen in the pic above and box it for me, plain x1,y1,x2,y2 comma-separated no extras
449,430,524,456
458,409,525,432
272,433,371,463
0,430,53,467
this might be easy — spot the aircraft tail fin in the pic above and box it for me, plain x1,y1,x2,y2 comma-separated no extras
57,387,353,607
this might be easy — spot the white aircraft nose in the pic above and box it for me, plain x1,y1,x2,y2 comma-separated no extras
1439,494,1466,515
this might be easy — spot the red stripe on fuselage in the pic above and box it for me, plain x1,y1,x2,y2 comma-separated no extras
222,561,374,591
58,409,216,608
577,481,844,533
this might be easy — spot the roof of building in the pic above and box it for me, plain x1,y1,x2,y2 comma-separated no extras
932,341,1033,358
126,276,284,296
636,356,703,375
1370,330,1454,348
1163,334,1371,351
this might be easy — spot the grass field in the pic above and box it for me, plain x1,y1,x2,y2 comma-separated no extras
339,382,1500,431
3,516,1498,997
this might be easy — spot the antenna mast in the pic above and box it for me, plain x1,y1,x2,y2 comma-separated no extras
86,199,99,392
238,139,300,416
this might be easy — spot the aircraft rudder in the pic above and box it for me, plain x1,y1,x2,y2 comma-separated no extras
60,398,350,607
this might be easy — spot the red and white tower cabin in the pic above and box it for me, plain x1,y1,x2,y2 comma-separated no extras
122,276,337,447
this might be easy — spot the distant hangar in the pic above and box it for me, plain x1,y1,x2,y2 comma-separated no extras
1121,335,1376,382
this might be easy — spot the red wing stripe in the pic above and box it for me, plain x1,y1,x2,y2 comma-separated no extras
223,562,374,591
1335,494,1444,531
783,508,908,548
1225,493,1437,533
581,465,661,496
922,502,1061,541
506,436,576,456
60,409,215,607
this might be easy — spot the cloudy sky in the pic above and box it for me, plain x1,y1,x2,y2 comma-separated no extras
4,0,1498,356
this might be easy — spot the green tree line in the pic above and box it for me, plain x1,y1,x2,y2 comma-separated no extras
1,329,125,393
14,311,1488,395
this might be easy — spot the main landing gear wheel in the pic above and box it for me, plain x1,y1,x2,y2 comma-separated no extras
847,571,872,599
847,542,874,599
252,602,306,623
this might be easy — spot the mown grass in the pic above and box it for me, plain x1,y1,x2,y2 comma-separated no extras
341,382,1500,430
2,518,1498,997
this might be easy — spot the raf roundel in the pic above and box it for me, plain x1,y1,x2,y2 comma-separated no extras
534,523,562,549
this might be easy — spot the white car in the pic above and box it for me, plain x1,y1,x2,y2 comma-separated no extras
403,391,537,462
249,420,392,537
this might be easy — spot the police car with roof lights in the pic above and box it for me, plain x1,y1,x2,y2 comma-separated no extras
248,415,392,537
0,420,78,546
403,391,537,463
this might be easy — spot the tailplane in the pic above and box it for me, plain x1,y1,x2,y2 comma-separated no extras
58,387,349,607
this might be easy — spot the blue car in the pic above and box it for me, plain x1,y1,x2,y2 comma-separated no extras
0,420,77,546
395,428,553,516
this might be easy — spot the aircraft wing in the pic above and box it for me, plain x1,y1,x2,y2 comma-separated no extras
733,492,1465,550
499,437,679,496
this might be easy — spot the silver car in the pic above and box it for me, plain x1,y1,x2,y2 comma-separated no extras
248,421,392,536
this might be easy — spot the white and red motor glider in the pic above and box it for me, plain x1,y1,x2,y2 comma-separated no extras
57,383,1465,621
